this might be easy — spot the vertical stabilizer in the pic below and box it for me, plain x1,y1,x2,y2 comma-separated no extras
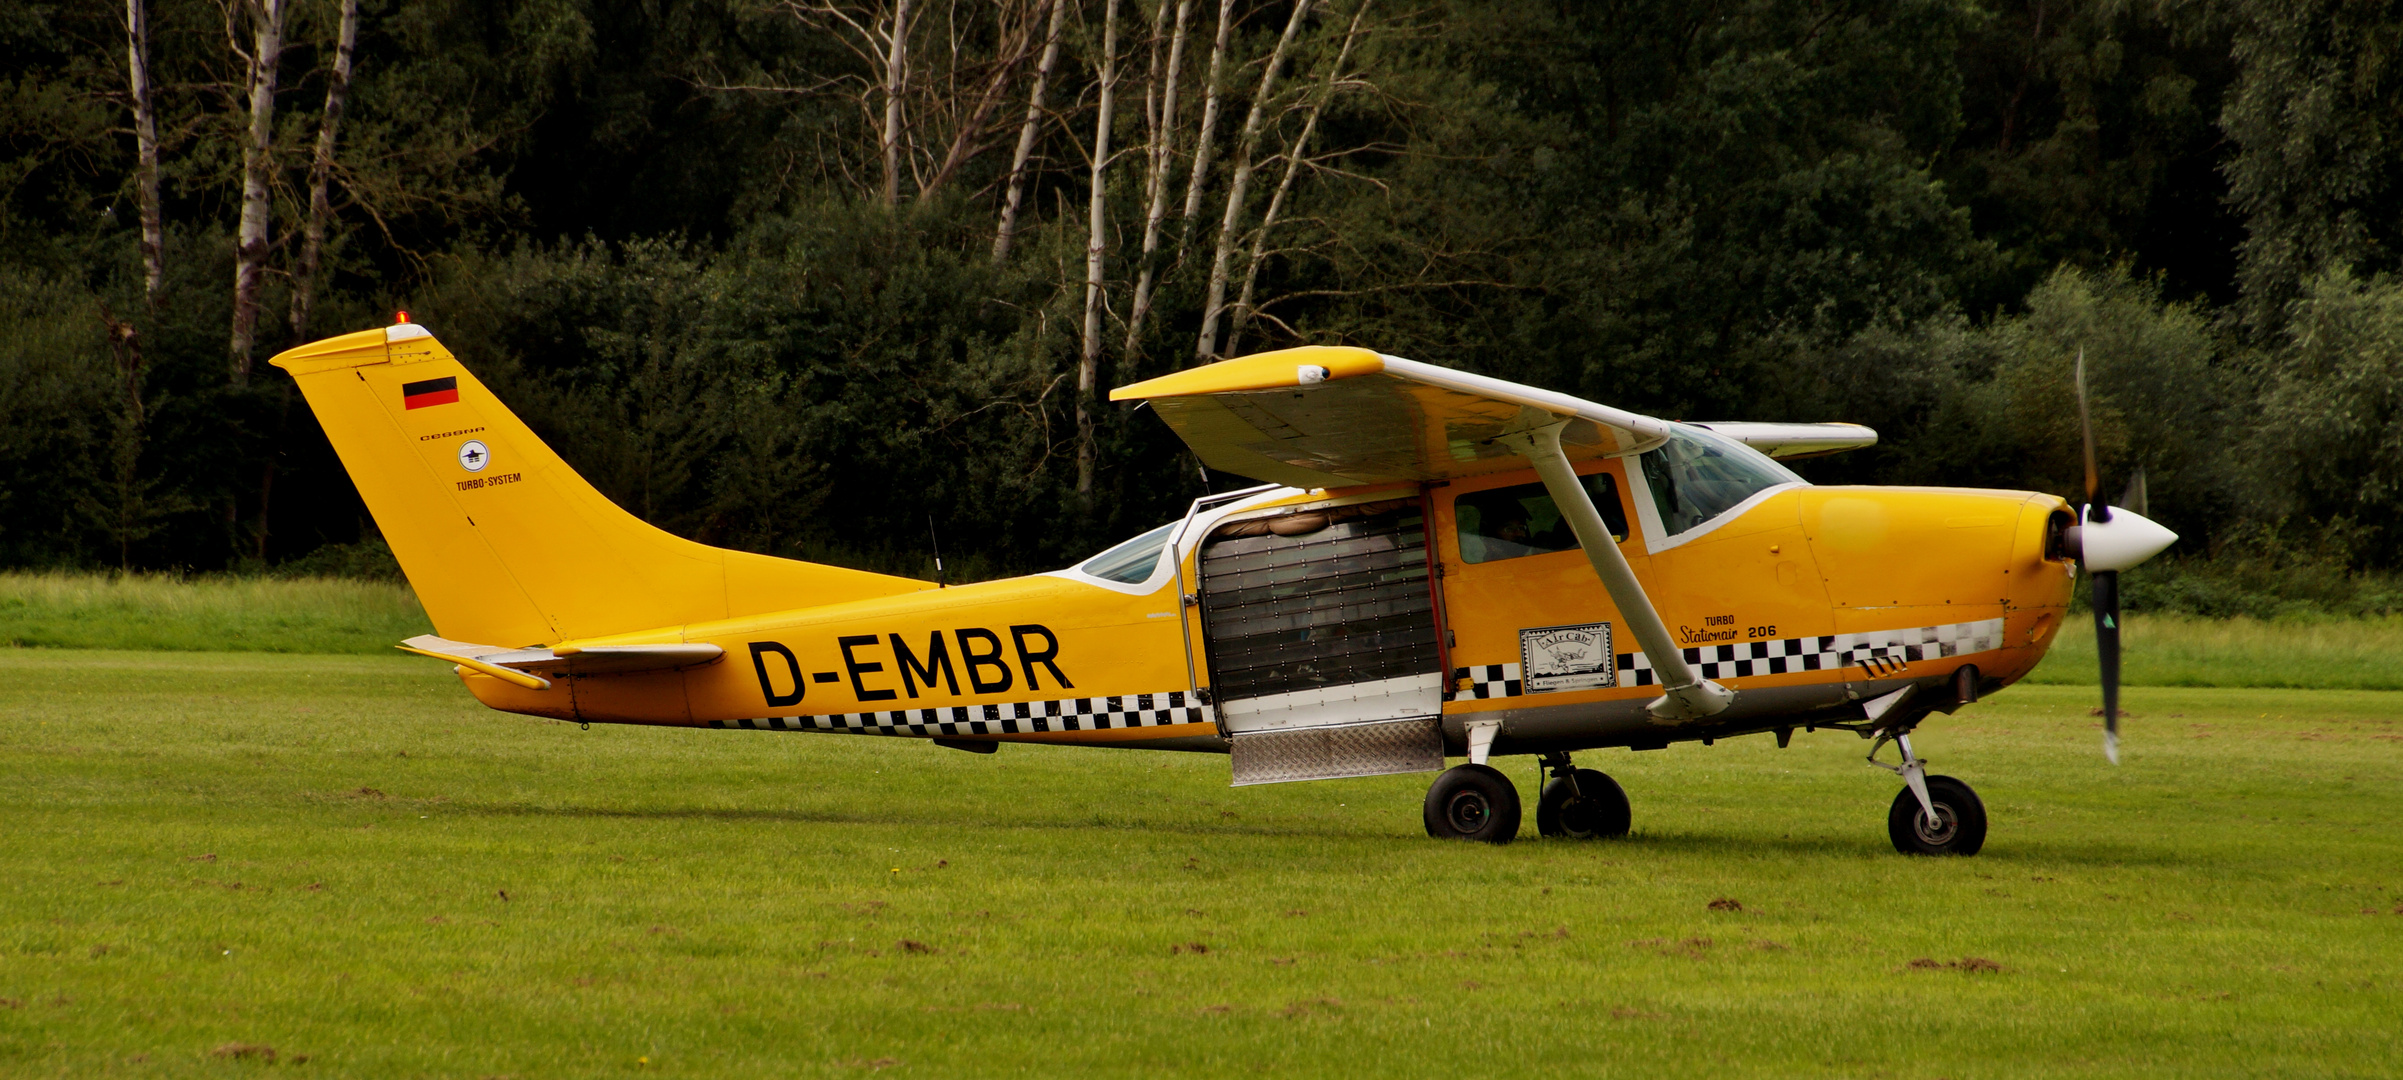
271,322,932,647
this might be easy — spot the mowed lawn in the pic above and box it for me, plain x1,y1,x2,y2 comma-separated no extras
1,650,2399,1078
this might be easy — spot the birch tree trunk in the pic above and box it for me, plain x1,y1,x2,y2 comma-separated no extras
1138,0,1171,200
992,0,1067,263
1227,0,1368,356
1177,0,1235,235
1123,0,1192,354
880,0,913,205
229,0,287,384
1194,0,1310,364
288,0,359,345
1077,0,1124,496
125,0,164,307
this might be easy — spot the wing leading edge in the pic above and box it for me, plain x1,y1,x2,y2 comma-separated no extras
1110,347,1677,489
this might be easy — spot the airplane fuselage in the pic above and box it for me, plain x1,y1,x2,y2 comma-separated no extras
459,465,2077,760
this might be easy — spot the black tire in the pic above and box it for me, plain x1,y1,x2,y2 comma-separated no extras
1536,768,1631,839
1423,764,1522,844
1887,775,1987,856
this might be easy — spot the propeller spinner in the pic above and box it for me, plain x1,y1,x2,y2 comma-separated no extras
2062,350,2178,763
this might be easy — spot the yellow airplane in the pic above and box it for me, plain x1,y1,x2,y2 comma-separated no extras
272,320,2177,854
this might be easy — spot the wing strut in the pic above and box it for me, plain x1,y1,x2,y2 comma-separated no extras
1497,421,1733,721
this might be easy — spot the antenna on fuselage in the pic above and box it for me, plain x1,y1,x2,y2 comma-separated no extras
927,514,946,587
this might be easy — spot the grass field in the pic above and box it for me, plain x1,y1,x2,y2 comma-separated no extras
5,571,2399,691
2,648,2399,1077
0,574,430,654
2031,612,2403,691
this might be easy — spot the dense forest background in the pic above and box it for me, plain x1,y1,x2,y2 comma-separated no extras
3,0,2401,614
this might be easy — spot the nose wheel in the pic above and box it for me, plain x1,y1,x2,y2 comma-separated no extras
1423,764,1521,843
1869,731,1988,856
1886,774,1986,855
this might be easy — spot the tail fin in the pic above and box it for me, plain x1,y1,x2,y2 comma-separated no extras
272,321,931,647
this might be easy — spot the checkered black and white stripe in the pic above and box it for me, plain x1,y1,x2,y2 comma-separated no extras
712,691,1209,738
1453,663,1524,699
1618,618,2006,687
1455,618,2007,695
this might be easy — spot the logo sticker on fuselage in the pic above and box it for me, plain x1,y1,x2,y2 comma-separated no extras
458,440,490,472
1519,622,1615,693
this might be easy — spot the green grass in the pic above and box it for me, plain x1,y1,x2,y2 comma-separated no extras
2,650,2398,1077
2030,611,2403,690
0,573,429,654
5,572,2401,692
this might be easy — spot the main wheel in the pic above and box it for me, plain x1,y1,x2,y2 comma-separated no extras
1423,764,1521,844
1536,768,1631,839
1887,775,1987,856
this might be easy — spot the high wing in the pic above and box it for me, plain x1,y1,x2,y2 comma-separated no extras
400,634,724,691
1110,347,1678,489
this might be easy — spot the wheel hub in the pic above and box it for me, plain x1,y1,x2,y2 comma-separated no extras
1913,802,1959,845
1445,791,1490,833
1556,796,1596,837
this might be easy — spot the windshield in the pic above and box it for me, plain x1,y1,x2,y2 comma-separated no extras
1638,426,1803,536
1077,522,1176,584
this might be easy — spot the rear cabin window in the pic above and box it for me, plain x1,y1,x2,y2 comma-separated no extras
1078,522,1175,584
1455,473,1628,564
1637,426,1803,537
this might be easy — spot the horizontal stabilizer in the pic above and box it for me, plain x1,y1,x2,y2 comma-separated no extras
400,634,724,681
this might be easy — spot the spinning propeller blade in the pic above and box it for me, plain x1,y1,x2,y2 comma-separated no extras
2092,563,2122,765
2069,347,2162,764
2075,349,2105,523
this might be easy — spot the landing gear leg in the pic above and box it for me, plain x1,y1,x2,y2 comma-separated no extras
1868,731,1987,856
1424,764,1521,844
1534,752,1631,839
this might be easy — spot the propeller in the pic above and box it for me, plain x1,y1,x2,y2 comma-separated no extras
2063,349,2177,764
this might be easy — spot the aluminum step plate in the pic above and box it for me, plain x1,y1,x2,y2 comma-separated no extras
1228,717,1444,786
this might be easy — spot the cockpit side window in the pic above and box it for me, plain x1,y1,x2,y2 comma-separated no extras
1638,426,1804,537
1077,522,1176,584
1455,472,1628,564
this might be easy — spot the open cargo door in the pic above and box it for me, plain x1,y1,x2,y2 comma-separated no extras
1198,497,1448,784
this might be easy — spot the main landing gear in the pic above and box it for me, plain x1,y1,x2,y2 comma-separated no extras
1423,751,1631,844
1423,764,1521,843
1868,730,1987,856
1535,752,1630,839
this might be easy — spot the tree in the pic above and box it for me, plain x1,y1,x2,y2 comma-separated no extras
1078,0,1127,495
995,0,1069,262
123,0,164,306
1194,0,1311,363
2221,0,2403,331
287,0,359,345
228,0,287,383
2255,270,2403,566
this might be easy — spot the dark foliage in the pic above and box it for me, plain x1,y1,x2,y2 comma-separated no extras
3,0,2399,601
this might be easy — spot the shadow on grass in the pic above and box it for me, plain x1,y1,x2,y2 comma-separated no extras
1590,829,2192,867
442,799,1420,841
425,797,2196,867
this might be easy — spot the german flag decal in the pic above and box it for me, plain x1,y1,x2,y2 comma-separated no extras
401,376,459,410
